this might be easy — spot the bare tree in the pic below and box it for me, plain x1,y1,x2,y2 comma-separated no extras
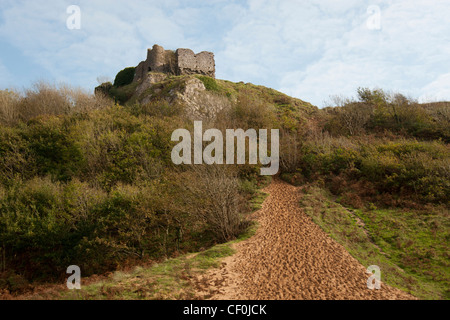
177,165,248,241
279,128,302,172
337,103,372,136
0,89,20,125
428,102,450,127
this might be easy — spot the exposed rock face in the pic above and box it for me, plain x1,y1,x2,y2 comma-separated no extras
134,73,169,103
173,77,229,120
134,73,229,120
133,44,215,82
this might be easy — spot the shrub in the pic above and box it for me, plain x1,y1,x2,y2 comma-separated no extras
0,89,21,126
174,165,249,242
94,82,113,96
17,82,72,121
1,82,112,126
0,177,84,279
227,89,276,130
130,99,184,118
197,75,220,92
75,107,176,190
296,134,449,205
113,67,136,87
24,118,84,182
0,177,164,280
279,128,303,173
326,102,372,136
0,126,36,182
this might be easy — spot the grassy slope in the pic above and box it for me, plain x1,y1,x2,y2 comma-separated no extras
300,185,449,300
60,225,257,300
112,73,317,118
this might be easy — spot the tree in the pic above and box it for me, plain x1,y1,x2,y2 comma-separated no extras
175,165,248,241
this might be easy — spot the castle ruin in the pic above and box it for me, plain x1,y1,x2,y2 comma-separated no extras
133,44,215,82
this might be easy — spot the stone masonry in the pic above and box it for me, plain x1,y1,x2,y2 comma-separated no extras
133,44,215,82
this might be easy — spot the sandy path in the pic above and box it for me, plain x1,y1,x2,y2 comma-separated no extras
198,179,415,300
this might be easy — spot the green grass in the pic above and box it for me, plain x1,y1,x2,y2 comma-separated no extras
196,75,220,92
240,176,270,211
354,207,449,299
111,74,317,130
300,185,449,300
250,191,268,211
193,75,317,114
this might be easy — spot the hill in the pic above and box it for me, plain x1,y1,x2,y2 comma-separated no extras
0,72,448,299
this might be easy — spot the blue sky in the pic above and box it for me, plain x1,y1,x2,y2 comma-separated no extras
0,0,449,107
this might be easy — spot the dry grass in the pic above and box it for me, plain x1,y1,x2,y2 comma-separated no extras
0,81,113,125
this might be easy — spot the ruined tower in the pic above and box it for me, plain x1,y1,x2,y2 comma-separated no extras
175,48,215,77
133,44,215,82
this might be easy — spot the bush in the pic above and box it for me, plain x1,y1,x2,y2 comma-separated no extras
0,82,112,126
129,99,184,118
0,126,36,182
197,75,220,92
94,82,113,96
24,118,84,182
113,67,136,87
174,165,249,242
294,132,450,205
227,89,276,130
0,177,162,280
0,89,21,126
0,177,93,279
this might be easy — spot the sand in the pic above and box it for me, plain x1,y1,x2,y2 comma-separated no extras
197,179,415,300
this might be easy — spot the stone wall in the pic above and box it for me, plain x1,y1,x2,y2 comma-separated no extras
175,49,215,78
133,44,215,82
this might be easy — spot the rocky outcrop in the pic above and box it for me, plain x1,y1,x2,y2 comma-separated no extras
134,73,229,120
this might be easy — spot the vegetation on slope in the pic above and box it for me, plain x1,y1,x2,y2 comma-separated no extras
301,186,449,299
282,88,449,207
62,215,262,300
0,71,448,300
281,87,449,300
0,78,288,295
113,67,136,88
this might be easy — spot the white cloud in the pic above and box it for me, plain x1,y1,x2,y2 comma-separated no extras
218,0,450,106
0,0,449,104
0,0,191,90
419,73,450,102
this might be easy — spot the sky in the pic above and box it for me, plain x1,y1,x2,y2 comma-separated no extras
0,0,449,107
